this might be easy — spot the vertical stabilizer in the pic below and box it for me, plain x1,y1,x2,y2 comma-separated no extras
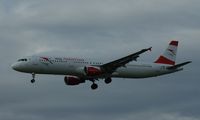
155,40,178,65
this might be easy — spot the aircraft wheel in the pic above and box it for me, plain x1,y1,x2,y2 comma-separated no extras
105,77,112,84
31,73,36,83
31,79,35,83
91,83,98,90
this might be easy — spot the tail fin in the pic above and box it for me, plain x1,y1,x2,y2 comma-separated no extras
155,40,178,65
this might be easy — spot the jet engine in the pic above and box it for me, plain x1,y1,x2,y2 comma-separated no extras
64,75,84,85
84,66,103,76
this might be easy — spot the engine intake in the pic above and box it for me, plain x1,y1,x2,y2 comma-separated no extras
64,75,84,85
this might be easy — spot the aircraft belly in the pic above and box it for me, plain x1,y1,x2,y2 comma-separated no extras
113,66,159,78
47,64,77,75
29,63,76,75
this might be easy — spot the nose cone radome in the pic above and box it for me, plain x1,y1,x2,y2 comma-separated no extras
11,63,20,71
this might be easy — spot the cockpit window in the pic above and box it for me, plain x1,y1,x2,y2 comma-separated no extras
17,58,28,62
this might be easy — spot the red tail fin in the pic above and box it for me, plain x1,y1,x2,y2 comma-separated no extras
155,40,178,65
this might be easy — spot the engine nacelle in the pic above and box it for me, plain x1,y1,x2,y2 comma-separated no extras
64,75,84,85
84,66,102,76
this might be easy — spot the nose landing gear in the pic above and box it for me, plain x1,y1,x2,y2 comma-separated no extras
31,73,35,83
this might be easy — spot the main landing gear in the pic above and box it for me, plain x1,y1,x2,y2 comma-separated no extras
90,77,112,90
90,79,98,90
91,83,98,90
31,73,35,83
105,77,112,84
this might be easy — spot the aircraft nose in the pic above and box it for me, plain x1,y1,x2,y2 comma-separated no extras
11,63,20,71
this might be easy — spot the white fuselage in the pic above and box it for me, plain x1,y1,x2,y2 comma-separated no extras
11,41,190,90
11,56,182,79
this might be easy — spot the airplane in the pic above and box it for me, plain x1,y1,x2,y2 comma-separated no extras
11,41,191,90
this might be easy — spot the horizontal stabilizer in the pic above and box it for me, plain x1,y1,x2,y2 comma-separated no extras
167,61,192,70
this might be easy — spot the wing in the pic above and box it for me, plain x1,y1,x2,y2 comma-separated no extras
100,47,152,73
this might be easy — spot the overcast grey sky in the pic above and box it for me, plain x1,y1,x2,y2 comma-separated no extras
0,0,199,120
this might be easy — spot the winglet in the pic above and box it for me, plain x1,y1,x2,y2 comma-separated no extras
148,47,152,51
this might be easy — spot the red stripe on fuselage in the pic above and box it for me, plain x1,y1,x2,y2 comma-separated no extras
155,56,175,65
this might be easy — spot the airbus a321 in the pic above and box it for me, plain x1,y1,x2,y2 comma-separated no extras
12,41,191,90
